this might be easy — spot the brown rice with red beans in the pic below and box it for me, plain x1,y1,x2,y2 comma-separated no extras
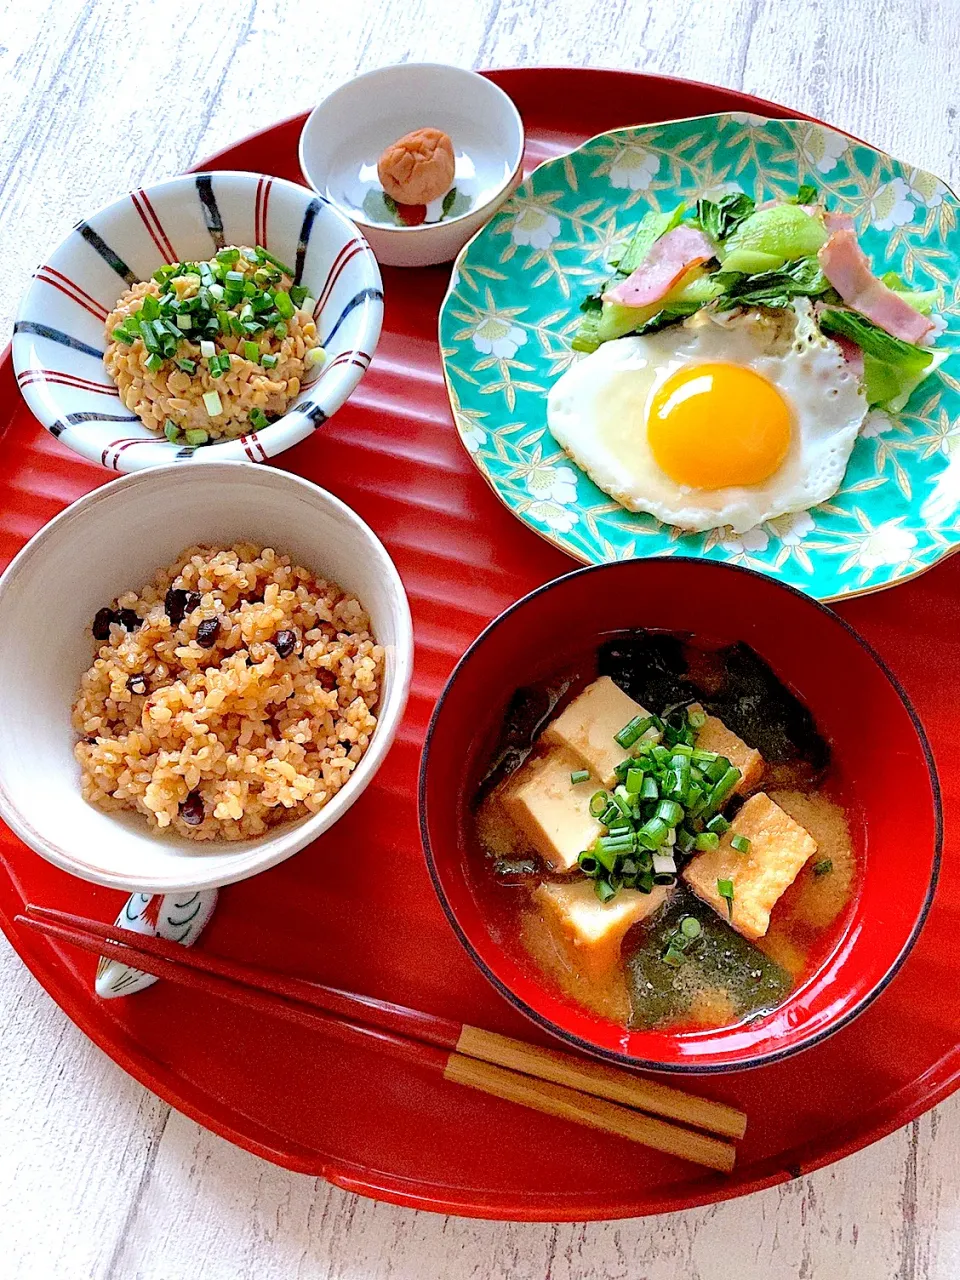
72,543,382,841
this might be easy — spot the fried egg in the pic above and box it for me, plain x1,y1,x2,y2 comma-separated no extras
547,303,866,534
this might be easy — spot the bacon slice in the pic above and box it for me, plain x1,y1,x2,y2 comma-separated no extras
818,229,933,343
603,226,716,308
823,211,854,233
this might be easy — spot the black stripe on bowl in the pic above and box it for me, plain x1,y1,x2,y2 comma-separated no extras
75,223,136,284
301,402,328,428
64,411,139,425
320,288,384,349
294,199,323,285
13,321,104,359
196,176,224,250
48,420,67,438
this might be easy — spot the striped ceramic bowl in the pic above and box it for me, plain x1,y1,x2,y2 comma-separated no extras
12,170,383,472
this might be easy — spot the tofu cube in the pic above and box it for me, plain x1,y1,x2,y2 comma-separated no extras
691,703,764,795
683,792,817,940
542,676,649,786
532,878,669,982
501,749,602,873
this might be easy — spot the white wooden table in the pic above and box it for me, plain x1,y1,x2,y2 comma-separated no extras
1,2,958,1275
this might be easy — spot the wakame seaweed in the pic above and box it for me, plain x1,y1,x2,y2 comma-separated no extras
626,887,792,1029
597,632,694,711
599,631,828,780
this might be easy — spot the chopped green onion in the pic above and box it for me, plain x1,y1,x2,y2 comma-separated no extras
248,407,269,430
243,340,261,363
731,834,752,854
717,878,735,919
570,769,590,785
301,296,316,314
680,915,702,940
199,339,216,359
184,428,209,446
305,345,327,368
290,284,308,306
662,944,686,968
273,321,288,339
274,290,295,319
640,776,659,802
260,353,279,368
112,326,134,344
594,880,616,904
255,246,295,276
163,419,180,442
706,814,731,835
589,790,608,818
688,708,707,730
615,714,655,749
694,831,720,852
656,799,683,827
175,357,196,374
144,352,163,372
216,248,240,265
202,390,223,417
578,851,600,876
813,858,834,877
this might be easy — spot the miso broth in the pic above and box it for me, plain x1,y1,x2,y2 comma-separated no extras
469,629,860,1034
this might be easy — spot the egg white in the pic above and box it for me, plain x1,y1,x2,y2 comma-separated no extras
547,305,866,534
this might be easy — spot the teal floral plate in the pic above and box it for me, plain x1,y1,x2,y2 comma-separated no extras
438,115,960,601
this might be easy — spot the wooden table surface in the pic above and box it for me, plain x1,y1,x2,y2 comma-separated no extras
2,1,958,1276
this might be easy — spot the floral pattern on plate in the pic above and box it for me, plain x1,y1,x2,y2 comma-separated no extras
439,115,960,601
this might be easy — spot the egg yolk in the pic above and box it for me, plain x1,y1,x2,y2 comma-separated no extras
647,362,792,489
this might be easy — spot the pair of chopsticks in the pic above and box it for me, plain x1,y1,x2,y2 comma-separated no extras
17,904,745,1172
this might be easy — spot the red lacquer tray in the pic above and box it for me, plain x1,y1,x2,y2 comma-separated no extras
2,69,959,1222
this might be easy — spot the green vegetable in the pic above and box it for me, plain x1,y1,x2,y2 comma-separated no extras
694,831,720,852
694,192,755,243
818,306,935,409
570,769,590,785
184,428,209,446
595,273,724,344
617,203,688,275
163,419,180,442
112,327,134,345
144,352,163,373
722,204,828,271
717,878,735,919
731,834,752,854
249,407,269,430
243,341,261,363
712,256,832,309
791,183,819,205
594,880,617,904
892,289,938,315
813,858,834,876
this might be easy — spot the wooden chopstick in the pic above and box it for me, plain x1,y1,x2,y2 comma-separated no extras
18,904,744,1170
22,904,746,1140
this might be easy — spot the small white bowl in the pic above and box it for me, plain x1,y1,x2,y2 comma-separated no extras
0,463,413,893
13,171,383,473
299,64,524,269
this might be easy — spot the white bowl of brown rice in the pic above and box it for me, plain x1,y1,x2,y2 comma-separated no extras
0,463,413,892
13,171,382,472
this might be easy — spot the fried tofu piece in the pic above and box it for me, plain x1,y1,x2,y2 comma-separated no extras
532,878,669,982
501,749,602,873
542,676,649,786
683,792,817,941
691,703,764,795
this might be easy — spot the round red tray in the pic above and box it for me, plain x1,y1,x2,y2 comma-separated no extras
2,69,959,1222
